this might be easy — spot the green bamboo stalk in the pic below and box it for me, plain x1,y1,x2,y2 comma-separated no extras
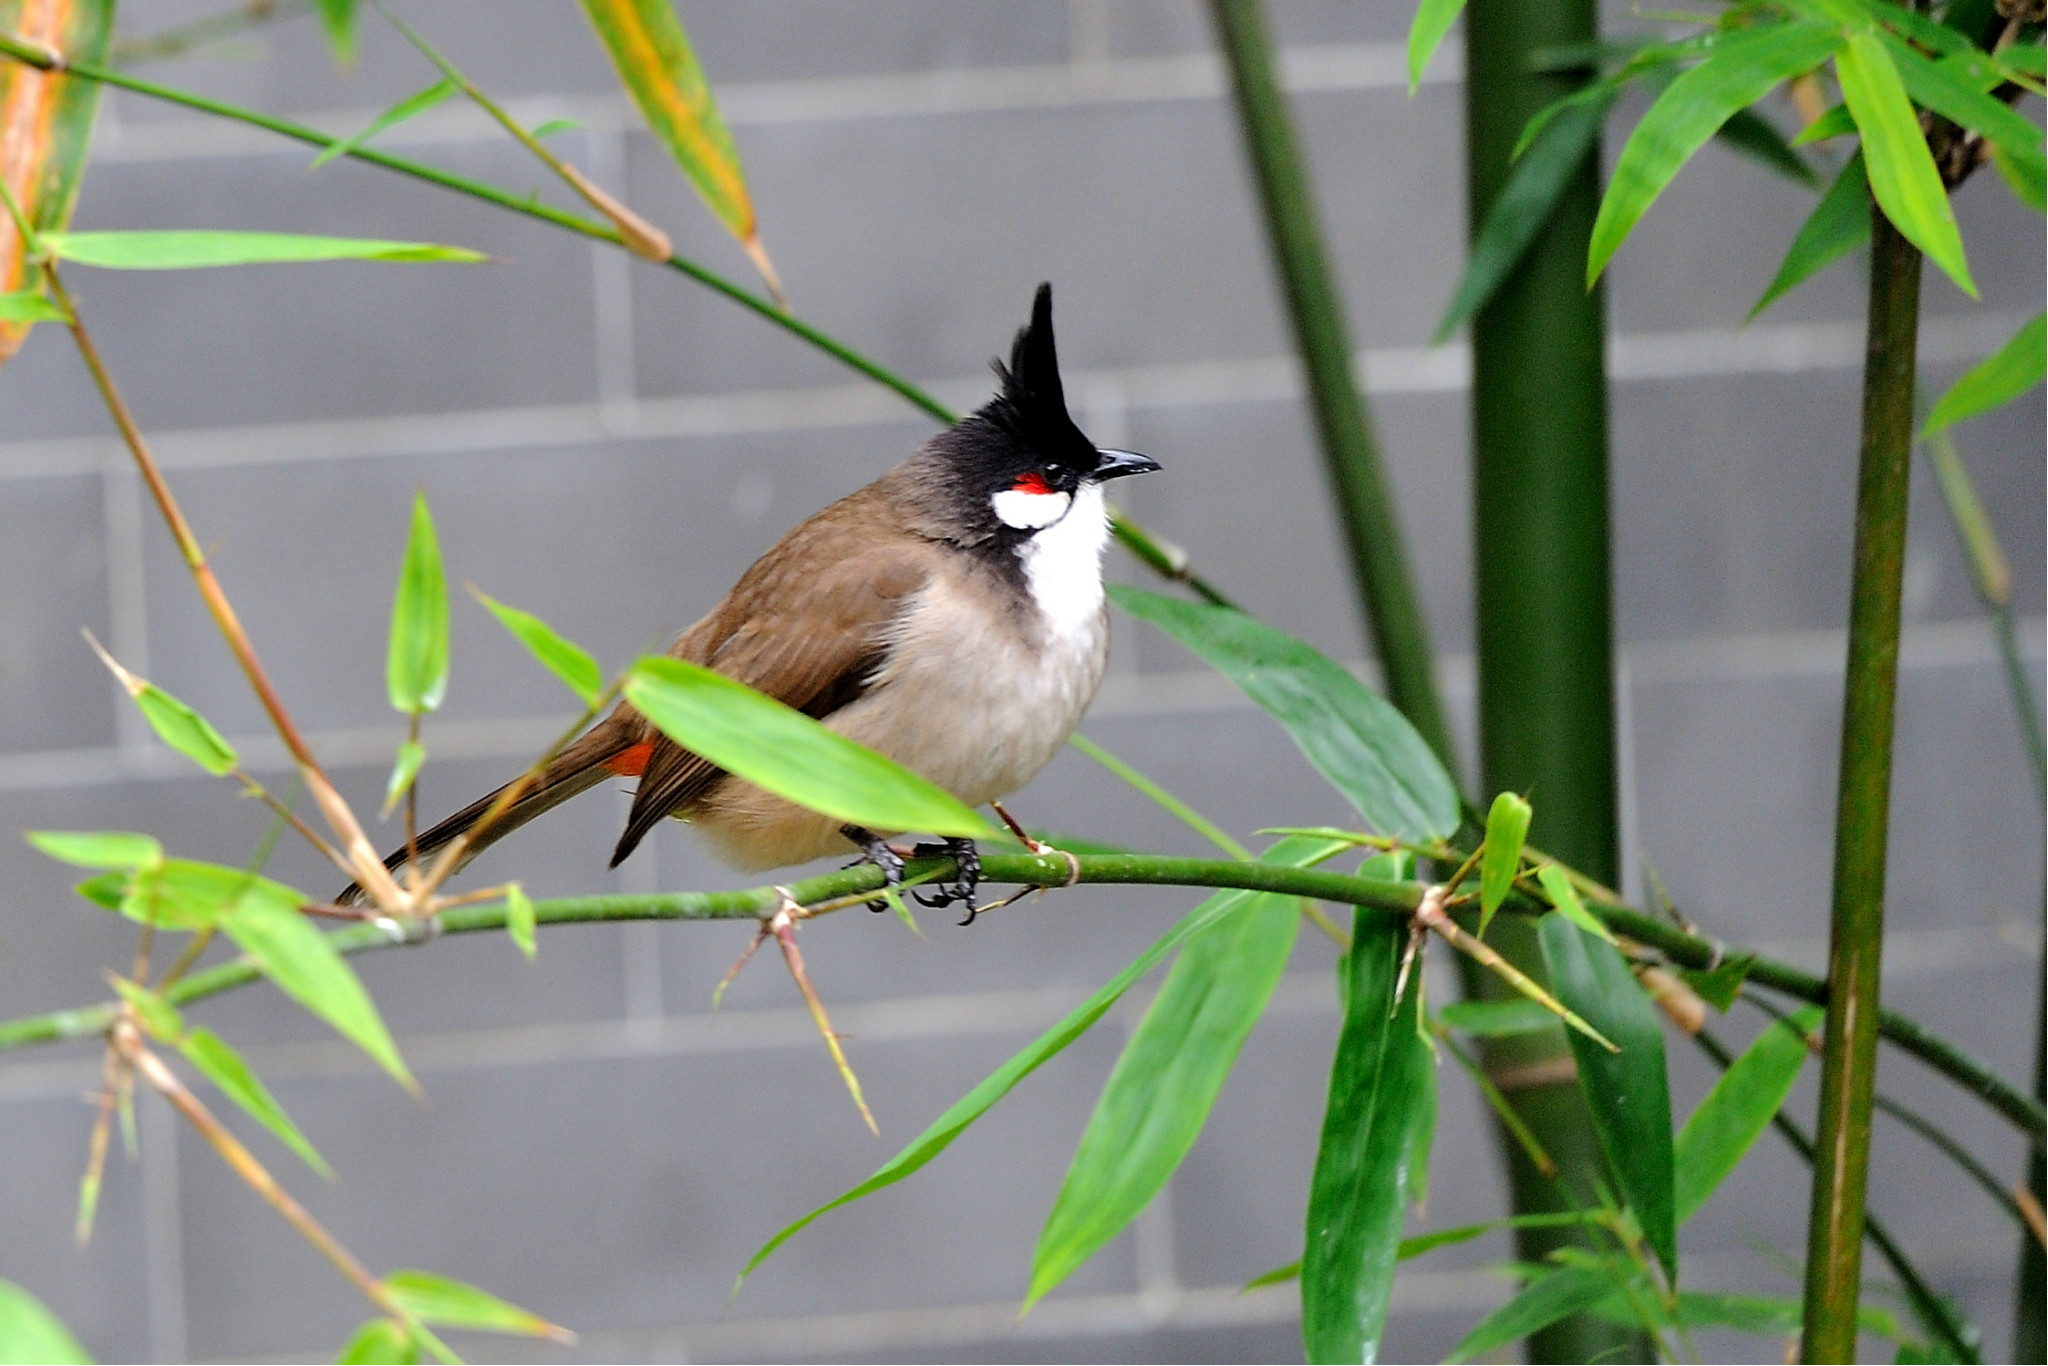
0,33,1227,611
1460,0,1628,1355
2017,985,2045,1363
1801,203,1922,1365
1204,0,1457,768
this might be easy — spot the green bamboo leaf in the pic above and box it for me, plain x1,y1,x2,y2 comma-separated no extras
1300,915,1434,1363
27,830,161,870
110,978,183,1041
1677,952,1755,1012
1594,1288,1902,1338
1589,21,1843,284
1406,0,1466,93
1922,312,2045,435
1791,102,1857,145
0,0,112,368
1992,140,2047,213
2001,43,2045,79
1887,38,2046,155
0,289,65,322
210,871,414,1089
1437,89,1616,341
1836,32,1976,297
314,0,357,66
1028,851,1327,1307
1478,791,1532,934
473,590,604,707
1439,997,1561,1036
1536,863,1617,945
311,78,458,170
576,0,781,295
1539,914,1677,1280
505,883,536,960
1446,1266,1618,1363
84,633,241,775
381,741,426,818
1109,586,1459,841
739,838,1344,1290
1715,106,1820,185
1751,150,1872,320
1406,1025,1437,1212
623,656,992,839
337,1319,415,1365
180,1027,332,1178
382,1270,572,1340
1674,1006,1821,1223
1400,1210,1601,1261
39,231,487,270
0,1279,91,1365
388,492,449,715
530,117,586,140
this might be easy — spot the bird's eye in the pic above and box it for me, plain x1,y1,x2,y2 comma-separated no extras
1011,471,1055,495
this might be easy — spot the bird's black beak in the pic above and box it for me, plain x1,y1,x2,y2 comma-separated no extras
1091,448,1161,481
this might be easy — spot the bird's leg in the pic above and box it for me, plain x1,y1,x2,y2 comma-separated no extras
907,837,982,923
840,824,905,912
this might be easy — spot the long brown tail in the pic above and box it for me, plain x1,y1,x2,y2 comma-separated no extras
335,710,643,907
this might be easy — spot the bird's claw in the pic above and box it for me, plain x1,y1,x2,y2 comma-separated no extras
908,838,982,924
841,825,906,912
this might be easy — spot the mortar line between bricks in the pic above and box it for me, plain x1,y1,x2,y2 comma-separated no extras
0,618,2033,793
90,38,1458,166
1,313,2023,483
1,921,2036,1107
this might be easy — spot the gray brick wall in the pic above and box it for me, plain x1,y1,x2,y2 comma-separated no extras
0,2,2040,1361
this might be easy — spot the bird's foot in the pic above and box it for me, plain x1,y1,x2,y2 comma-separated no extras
841,825,906,912
908,837,982,924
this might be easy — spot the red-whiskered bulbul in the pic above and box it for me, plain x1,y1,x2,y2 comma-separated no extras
339,284,1157,915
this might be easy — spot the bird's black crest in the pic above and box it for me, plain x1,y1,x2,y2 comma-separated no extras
976,283,1095,470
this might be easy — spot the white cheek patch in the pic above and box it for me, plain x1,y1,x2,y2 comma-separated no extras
992,487,1072,530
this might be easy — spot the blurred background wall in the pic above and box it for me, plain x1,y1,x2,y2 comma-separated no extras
0,1,2040,1360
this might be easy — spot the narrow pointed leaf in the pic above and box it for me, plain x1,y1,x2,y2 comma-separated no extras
311,78,458,170
1109,586,1458,841
530,117,586,140
1674,1006,1821,1223
1440,997,1561,1037
73,873,126,911
1791,101,1857,145
180,1027,332,1178
1751,149,1871,319
0,1279,91,1364
111,978,183,1041
740,838,1344,1288
208,870,413,1088
337,1319,416,1365
1714,106,1819,185
1677,952,1755,1012
1589,21,1843,284
1539,914,1677,1280
382,1270,572,1341
133,683,239,775
1028,850,1329,1307
1836,33,1976,297
27,830,161,869
0,0,113,366
381,741,426,818
1477,791,1532,933
505,883,536,960
1301,914,1434,1363
1922,312,2045,435
1438,89,1615,340
387,492,449,715
1883,33,2047,161
1399,1210,1600,1261
577,0,780,292
314,0,356,66
473,590,604,707
40,231,486,269
1406,0,1466,93
1991,139,2047,212
1445,1266,1619,1364
0,289,64,321
1536,863,1616,945
624,656,992,839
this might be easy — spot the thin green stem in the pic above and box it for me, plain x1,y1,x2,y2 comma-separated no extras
1205,0,1456,770
1067,732,1251,860
1695,1026,1976,1363
0,34,1230,610
1802,204,1922,1365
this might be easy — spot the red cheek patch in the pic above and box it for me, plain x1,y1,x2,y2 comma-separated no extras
1011,471,1054,496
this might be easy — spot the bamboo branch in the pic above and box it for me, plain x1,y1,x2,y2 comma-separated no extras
1801,203,1922,1365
